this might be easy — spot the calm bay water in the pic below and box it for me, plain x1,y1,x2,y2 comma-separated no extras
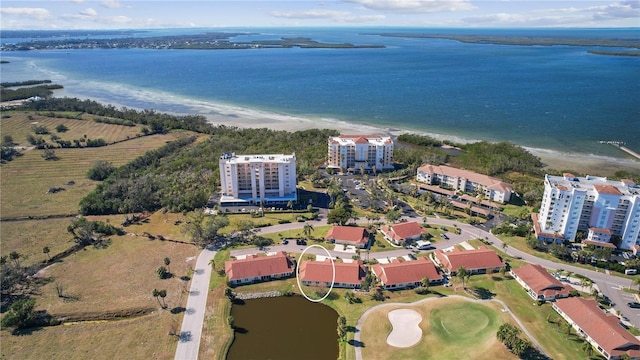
227,296,339,360
1,27,639,158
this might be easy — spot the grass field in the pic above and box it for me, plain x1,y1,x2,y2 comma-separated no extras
359,297,515,360
0,217,77,266
1,111,142,147
1,131,194,218
1,234,200,359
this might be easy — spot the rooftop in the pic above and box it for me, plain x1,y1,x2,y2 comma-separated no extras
299,259,365,285
329,135,393,146
225,252,294,281
512,264,572,297
220,152,295,164
372,257,441,286
417,164,513,193
380,221,425,242
435,246,504,272
326,226,369,247
555,297,640,359
546,174,640,197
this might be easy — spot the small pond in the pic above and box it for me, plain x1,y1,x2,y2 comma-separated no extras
226,296,339,360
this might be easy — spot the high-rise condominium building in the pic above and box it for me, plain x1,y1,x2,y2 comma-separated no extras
327,135,394,172
219,153,297,205
534,174,640,250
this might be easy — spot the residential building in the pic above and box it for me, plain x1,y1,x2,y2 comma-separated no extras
511,264,572,301
219,152,297,206
534,174,640,250
416,164,513,203
433,246,504,275
327,135,394,172
299,259,366,289
380,221,425,246
325,225,370,248
225,252,294,285
372,257,442,290
553,297,640,360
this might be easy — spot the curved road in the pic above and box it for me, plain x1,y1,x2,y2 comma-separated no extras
175,215,638,359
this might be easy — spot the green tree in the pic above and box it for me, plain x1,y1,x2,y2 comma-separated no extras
421,276,430,289
157,266,169,279
287,200,294,214
2,135,14,147
0,298,36,329
42,246,51,261
86,160,116,181
41,148,57,160
327,207,353,226
303,223,314,240
582,340,593,357
385,208,402,223
55,124,69,133
9,251,21,267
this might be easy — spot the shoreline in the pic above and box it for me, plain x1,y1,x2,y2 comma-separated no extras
51,86,640,176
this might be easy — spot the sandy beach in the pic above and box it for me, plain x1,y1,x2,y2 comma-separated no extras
50,85,640,177
196,104,640,176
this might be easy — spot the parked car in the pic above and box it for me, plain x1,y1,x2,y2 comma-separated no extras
282,239,289,245
440,234,449,240
296,239,307,246
627,302,640,309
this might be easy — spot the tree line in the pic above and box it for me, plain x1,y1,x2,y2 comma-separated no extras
1,84,63,102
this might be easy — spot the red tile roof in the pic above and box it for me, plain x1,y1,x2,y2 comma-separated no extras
417,164,513,193
380,222,424,242
555,297,640,359
225,252,293,281
434,246,504,272
372,258,441,286
589,227,613,235
325,226,369,247
583,239,617,249
299,260,365,286
512,264,571,298
593,184,623,196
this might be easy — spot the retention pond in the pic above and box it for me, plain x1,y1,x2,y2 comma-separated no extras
227,295,339,360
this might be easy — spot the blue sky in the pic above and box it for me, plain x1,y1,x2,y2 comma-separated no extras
1,1,639,30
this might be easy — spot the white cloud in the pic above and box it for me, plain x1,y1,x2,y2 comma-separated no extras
270,8,385,22
343,0,476,13
79,8,98,17
0,7,51,20
100,0,124,9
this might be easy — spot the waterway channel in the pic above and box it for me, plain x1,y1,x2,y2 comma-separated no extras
226,295,339,360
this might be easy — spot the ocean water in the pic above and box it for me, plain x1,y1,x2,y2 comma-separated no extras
1,27,639,159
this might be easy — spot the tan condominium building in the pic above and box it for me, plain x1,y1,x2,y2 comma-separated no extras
219,152,297,206
327,135,394,173
416,164,513,203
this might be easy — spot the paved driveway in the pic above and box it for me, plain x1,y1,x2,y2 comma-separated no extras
174,245,217,360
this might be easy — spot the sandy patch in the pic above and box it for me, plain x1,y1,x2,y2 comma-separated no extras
386,309,422,348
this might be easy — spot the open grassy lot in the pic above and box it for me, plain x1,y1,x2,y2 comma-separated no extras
1,132,195,218
0,217,77,266
1,311,179,360
359,297,515,360
1,234,200,359
1,111,143,147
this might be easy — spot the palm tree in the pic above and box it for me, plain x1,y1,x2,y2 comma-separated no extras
501,242,508,252
152,288,162,307
582,340,593,357
303,223,314,240
287,200,294,215
164,257,171,273
421,276,430,290
208,258,216,271
457,266,470,289
43,246,51,261
158,289,167,309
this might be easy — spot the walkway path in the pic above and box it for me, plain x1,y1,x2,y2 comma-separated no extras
353,295,547,360
174,245,217,360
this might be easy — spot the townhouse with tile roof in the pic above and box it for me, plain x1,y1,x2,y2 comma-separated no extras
372,257,443,290
416,163,513,203
299,259,366,289
433,246,505,275
225,252,295,285
511,264,572,301
379,221,426,246
553,297,640,360
325,225,370,249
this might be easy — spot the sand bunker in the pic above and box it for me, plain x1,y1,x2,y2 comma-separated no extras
386,309,422,348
